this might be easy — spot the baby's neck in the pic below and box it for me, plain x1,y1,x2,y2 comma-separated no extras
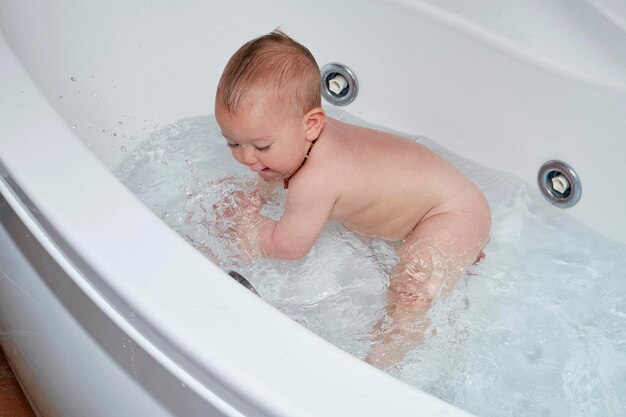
283,138,318,189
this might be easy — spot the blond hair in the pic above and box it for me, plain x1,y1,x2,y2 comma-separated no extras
216,30,321,115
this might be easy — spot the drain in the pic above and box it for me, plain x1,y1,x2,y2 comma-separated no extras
321,63,358,106
538,160,582,208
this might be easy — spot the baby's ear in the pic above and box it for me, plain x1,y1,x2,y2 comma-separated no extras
303,107,325,141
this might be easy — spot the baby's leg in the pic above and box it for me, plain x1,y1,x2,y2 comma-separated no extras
366,209,489,369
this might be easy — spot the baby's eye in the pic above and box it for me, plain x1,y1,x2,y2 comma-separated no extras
226,143,239,149
255,145,271,152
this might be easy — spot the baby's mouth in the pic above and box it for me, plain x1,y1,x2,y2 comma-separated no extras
249,164,268,173
257,167,280,180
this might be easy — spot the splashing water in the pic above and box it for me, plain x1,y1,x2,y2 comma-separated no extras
115,109,626,417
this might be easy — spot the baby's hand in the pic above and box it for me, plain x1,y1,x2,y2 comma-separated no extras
239,189,265,213
217,188,268,260
222,189,264,219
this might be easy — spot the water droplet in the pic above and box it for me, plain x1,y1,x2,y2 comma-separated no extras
70,76,77,81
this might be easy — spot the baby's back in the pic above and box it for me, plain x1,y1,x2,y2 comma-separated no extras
317,118,484,241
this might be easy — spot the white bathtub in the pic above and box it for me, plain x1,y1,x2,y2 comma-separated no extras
1,1,625,416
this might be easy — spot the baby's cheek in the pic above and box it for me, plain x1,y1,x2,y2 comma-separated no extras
232,150,244,164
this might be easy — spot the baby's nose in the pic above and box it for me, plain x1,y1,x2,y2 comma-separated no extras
241,147,257,165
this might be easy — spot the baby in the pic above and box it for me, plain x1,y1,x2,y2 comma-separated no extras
215,30,491,369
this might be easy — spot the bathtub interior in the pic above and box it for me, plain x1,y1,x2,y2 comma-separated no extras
2,0,626,243
1,0,626,416
1,33,462,417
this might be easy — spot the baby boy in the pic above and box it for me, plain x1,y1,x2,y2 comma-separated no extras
215,30,491,369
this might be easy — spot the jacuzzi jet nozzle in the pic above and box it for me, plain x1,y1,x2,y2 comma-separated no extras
321,63,358,106
538,160,581,208
550,173,570,195
328,74,349,95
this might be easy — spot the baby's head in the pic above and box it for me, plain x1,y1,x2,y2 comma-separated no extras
216,30,321,117
215,31,325,182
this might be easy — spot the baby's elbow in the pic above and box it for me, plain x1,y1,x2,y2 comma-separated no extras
277,244,310,260
281,251,306,261
263,238,310,260
262,224,313,260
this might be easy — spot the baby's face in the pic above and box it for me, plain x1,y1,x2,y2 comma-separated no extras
216,95,311,182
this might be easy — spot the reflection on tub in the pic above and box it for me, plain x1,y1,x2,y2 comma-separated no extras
115,109,626,417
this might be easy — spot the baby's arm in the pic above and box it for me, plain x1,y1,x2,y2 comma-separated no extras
260,177,336,260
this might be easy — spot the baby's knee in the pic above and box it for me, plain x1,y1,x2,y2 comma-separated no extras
389,269,435,308
390,246,463,308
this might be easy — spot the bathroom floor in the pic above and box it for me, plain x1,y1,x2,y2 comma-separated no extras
0,347,36,417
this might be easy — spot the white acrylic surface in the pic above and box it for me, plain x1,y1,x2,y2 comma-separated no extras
1,0,625,416
1,0,624,242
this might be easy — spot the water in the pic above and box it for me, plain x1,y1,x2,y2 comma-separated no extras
115,109,626,417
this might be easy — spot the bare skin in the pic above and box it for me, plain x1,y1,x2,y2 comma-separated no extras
215,91,491,369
